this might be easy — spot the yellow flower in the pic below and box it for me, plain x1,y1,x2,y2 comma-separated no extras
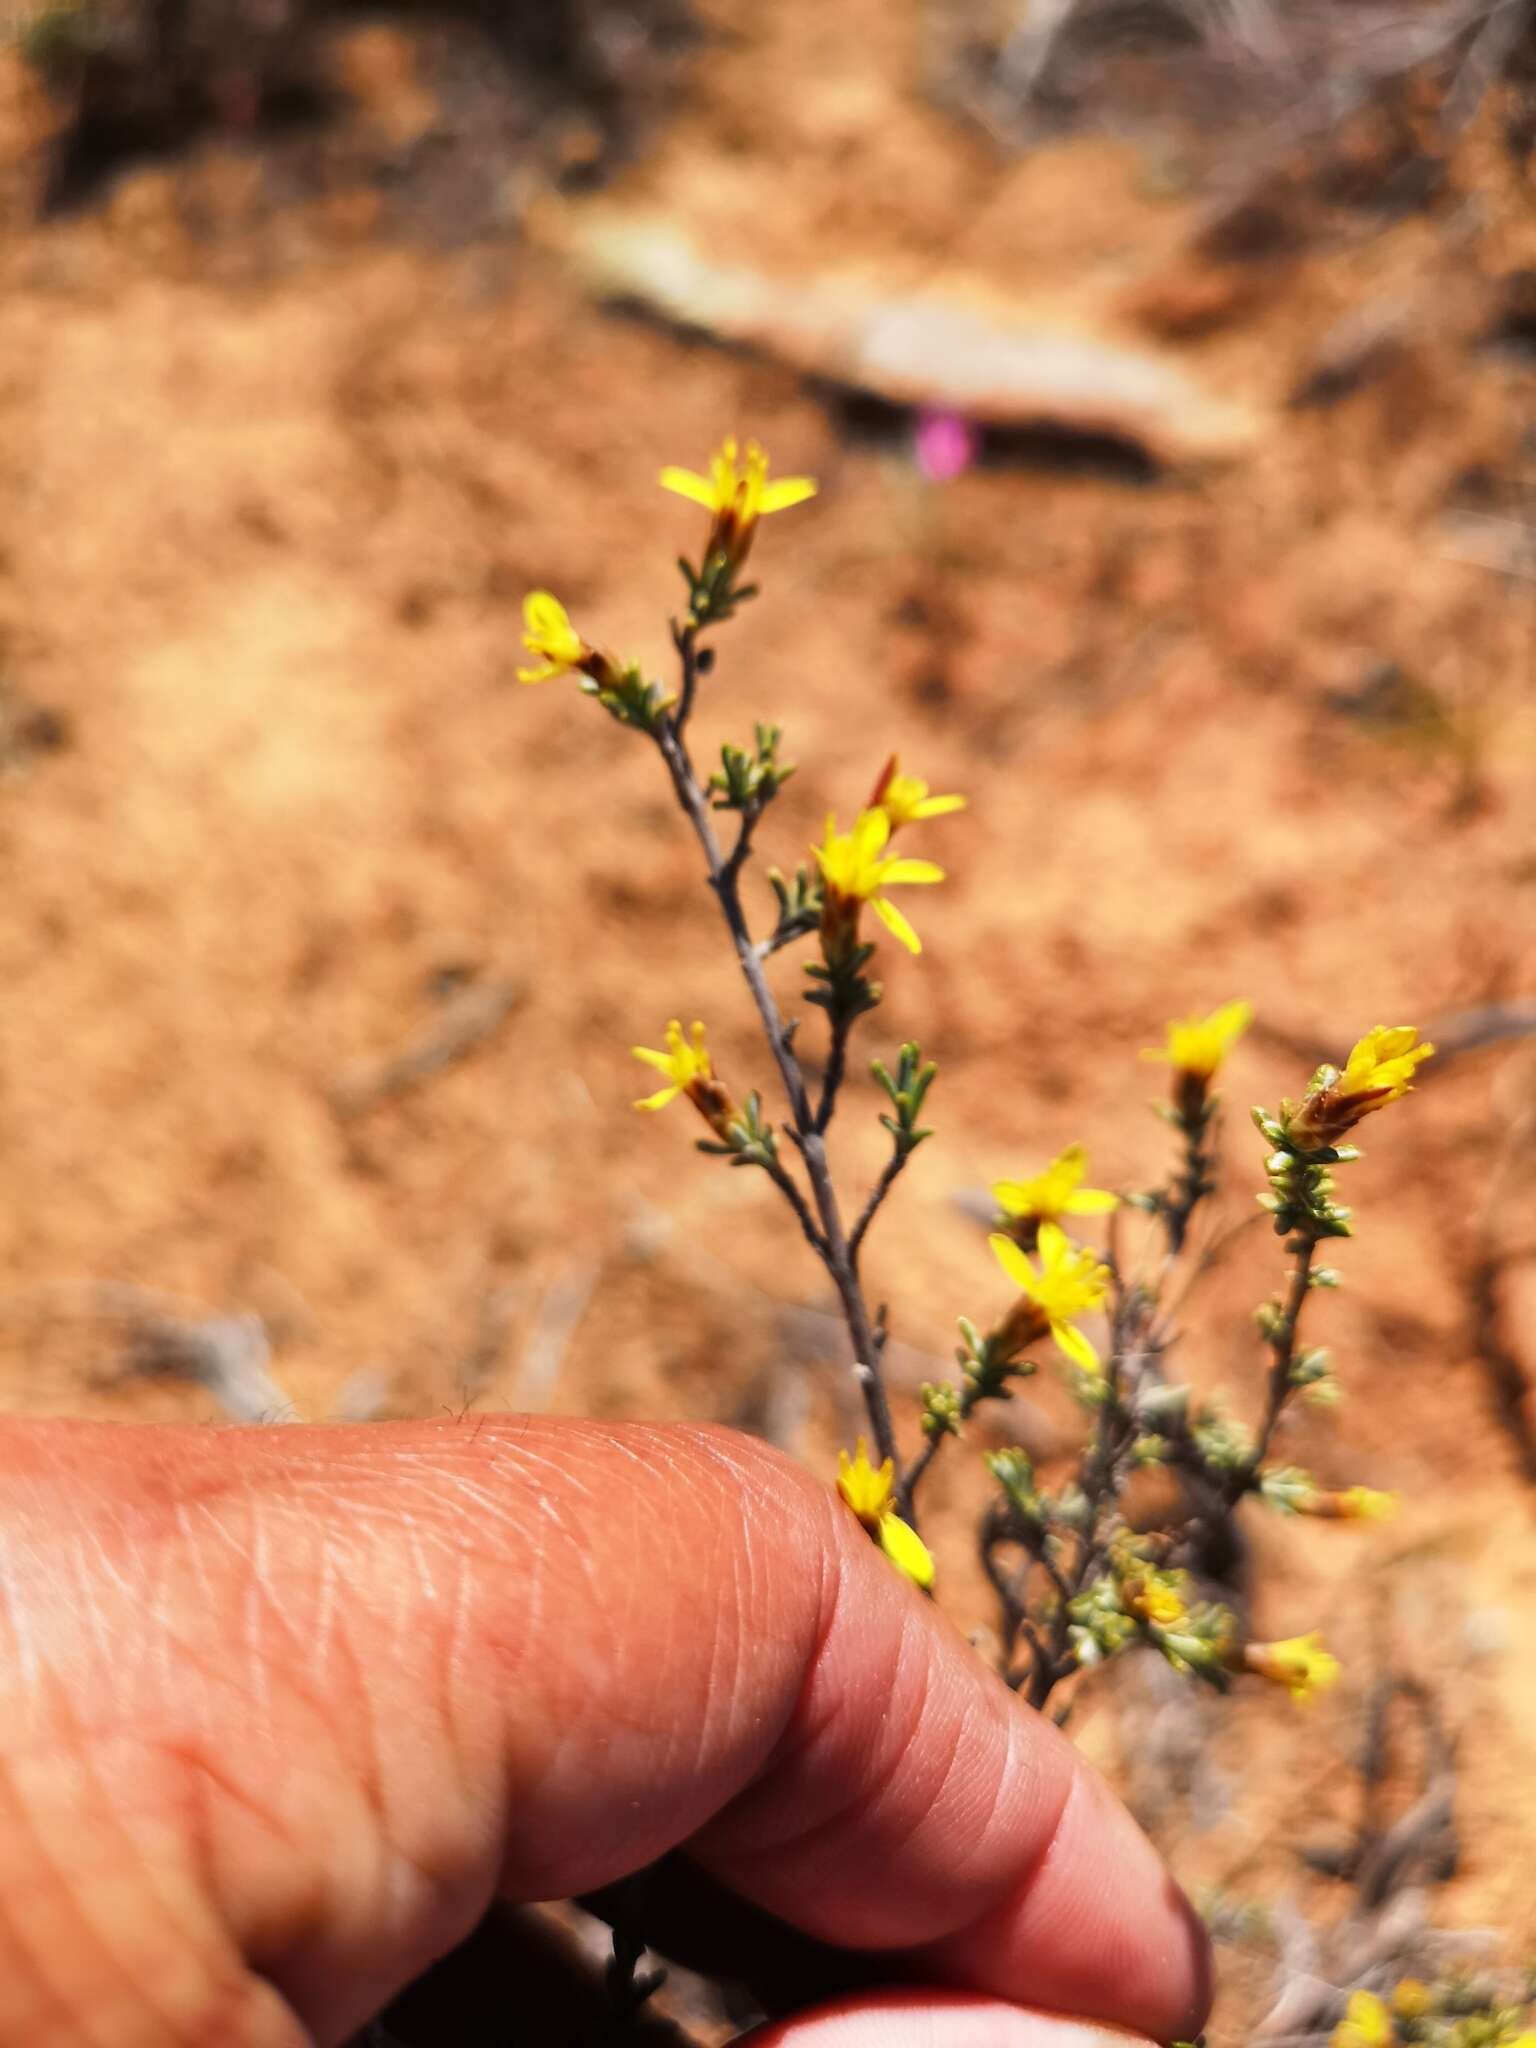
1144,999,1253,1079
1331,1990,1392,2048
869,754,967,831
1243,1631,1341,1704
519,591,621,687
814,808,944,959
837,1440,935,1590
993,1145,1119,1242
1339,1486,1398,1522
1294,1483,1399,1522
837,1438,895,1522
632,1020,740,1140
1287,1026,1435,1149
1128,1575,1189,1628
1390,1982,1431,2021
660,437,817,570
988,1221,1111,1374
1341,1025,1435,1103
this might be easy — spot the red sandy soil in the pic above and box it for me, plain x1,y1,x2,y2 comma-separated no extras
0,2,1533,2035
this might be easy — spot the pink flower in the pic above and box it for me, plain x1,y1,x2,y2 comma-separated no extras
914,408,978,483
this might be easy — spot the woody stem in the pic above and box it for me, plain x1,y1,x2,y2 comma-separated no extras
654,642,903,1490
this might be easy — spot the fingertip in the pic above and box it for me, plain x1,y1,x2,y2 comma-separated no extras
696,1474,1210,2043
917,1766,1212,2042
739,1989,1164,2047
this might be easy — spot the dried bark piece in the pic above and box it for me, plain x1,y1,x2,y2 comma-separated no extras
551,204,1266,468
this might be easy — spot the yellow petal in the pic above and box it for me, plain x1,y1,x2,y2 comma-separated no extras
989,1232,1037,1290
1209,998,1254,1042
912,793,967,818
523,590,571,635
1064,1188,1121,1214
871,893,922,954
659,465,721,510
1035,1220,1071,1267
516,662,562,685
632,1046,677,1075
759,475,819,513
633,1085,682,1112
1368,1025,1421,1061
878,1511,936,1589
1051,1318,1101,1374
991,1180,1034,1214
1336,1991,1391,2047
838,1439,895,1520
1340,1486,1398,1521
711,440,740,499
853,807,892,860
880,858,946,886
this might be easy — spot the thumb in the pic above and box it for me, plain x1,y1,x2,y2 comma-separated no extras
742,1991,1162,2046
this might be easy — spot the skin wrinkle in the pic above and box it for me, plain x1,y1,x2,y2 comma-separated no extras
485,1434,843,1906
691,1500,849,1874
761,1486,850,1769
129,1505,489,2041
181,1440,741,1937
855,1643,971,1871
698,1456,831,1821
438,1540,487,1829
257,1615,478,2045
1009,1769,1171,1981
0,1721,256,2047
54,1530,210,1729
884,1678,1031,1902
0,1530,43,1692
63,1529,130,1678
692,1513,1092,1968
238,1531,286,1729
709,1619,945,1881
698,1488,757,1785
708,1581,942,1862
277,1460,533,1544
149,1540,344,1768
155,1471,524,2041
653,1455,740,1794
0,1744,135,2041
0,1916,80,2040
935,1689,1033,1898
307,1521,347,1692
42,1477,414,2016
914,1768,1209,2040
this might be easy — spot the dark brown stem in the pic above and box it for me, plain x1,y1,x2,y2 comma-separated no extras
652,640,902,1486
903,1364,992,1507
1237,1235,1317,1495
672,620,702,732
1019,1284,1151,1712
815,1010,854,1133
847,1148,909,1272
904,1429,944,1503
1162,1107,1215,1258
762,1159,829,1261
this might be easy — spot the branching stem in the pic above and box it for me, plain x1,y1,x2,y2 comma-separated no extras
1239,1234,1317,1493
1162,1109,1214,1258
847,1148,909,1271
652,628,903,1488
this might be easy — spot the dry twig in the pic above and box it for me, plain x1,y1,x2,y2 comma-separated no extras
329,969,528,1119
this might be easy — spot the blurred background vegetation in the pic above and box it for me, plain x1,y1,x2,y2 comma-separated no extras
0,0,1533,2038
